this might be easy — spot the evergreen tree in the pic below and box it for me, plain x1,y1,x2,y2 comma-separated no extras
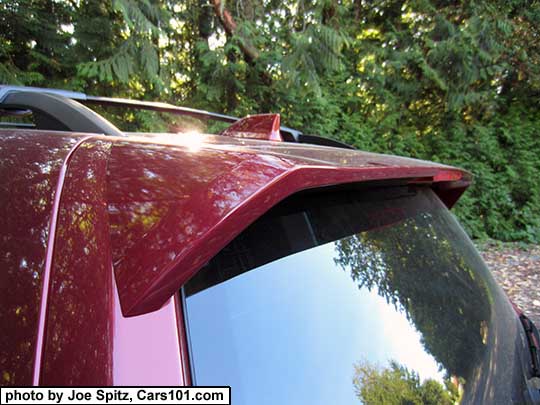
1,0,539,241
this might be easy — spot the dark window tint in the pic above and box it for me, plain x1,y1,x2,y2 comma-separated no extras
83,103,229,134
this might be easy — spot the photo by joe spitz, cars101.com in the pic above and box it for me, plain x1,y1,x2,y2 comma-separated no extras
0,85,539,404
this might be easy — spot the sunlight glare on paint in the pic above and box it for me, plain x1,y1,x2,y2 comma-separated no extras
179,130,204,153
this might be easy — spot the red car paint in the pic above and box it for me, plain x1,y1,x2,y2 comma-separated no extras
41,135,186,386
1,131,188,386
220,113,282,141
0,132,77,386
105,134,470,316
0,127,470,386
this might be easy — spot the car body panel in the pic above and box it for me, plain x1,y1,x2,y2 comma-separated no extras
0,130,79,385
0,128,477,387
36,136,185,385
103,133,470,316
220,113,282,141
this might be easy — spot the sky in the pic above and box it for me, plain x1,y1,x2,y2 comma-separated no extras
186,242,444,405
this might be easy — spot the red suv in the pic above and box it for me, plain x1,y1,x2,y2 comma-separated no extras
1,86,539,404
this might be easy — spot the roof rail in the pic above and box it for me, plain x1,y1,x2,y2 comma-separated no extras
0,85,87,102
83,96,304,141
1,90,124,136
0,85,354,149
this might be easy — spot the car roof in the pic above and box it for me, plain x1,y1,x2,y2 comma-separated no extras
0,86,472,316
66,132,469,315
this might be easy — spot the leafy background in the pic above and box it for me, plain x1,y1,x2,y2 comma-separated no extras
1,0,539,242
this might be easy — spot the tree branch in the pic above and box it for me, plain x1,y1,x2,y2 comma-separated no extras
211,0,259,64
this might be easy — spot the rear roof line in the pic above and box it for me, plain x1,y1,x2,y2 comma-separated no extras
0,85,359,149
0,85,304,141
98,133,471,316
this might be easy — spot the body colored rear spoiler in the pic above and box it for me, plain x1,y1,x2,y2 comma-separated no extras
95,136,472,316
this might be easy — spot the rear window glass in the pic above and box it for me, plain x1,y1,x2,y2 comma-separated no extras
183,186,525,404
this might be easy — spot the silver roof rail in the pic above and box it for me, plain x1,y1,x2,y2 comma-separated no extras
0,85,305,141
0,85,87,103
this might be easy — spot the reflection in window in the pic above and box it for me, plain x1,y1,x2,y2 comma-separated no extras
184,187,510,404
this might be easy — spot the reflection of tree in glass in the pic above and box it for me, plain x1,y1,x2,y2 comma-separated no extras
335,212,492,380
353,359,460,405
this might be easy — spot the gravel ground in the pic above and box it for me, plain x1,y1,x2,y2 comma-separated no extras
479,242,540,326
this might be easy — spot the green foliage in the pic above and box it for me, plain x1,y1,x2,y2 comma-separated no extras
1,0,539,241
282,24,349,96
76,0,166,88
0,0,74,85
353,360,459,405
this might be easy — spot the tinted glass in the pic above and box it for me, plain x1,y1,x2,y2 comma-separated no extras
83,103,229,134
184,187,530,404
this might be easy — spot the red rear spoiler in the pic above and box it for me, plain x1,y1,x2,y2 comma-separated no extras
98,136,472,316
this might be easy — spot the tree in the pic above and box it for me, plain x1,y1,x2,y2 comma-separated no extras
1,0,539,242
353,360,459,405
